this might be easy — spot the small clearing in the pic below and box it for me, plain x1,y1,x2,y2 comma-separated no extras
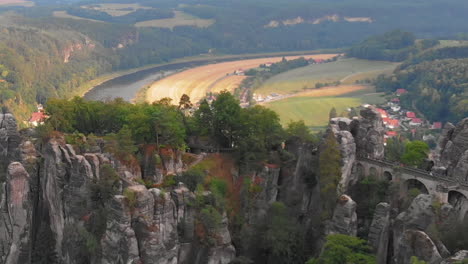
0,0,33,6
135,10,214,29
265,86,386,129
80,3,152,17
255,58,397,96
53,11,105,22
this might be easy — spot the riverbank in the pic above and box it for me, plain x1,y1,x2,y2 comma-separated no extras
145,54,339,104
80,49,342,101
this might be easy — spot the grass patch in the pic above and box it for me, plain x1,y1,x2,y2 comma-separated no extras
256,58,397,95
80,3,151,17
266,97,361,127
53,11,105,23
265,87,386,128
135,11,214,29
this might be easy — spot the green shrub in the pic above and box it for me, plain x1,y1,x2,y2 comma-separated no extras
123,188,137,210
175,168,205,191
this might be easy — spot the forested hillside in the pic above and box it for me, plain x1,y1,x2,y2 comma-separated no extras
2,0,468,120
376,59,468,123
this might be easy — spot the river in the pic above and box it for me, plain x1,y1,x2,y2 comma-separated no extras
83,60,208,101
83,52,325,101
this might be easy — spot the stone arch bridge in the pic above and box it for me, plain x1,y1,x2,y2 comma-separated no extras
355,157,468,217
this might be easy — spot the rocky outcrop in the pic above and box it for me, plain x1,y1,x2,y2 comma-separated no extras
434,118,468,181
326,195,357,236
0,162,32,264
368,202,390,263
329,107,385,192
392,194,445,264
442,250,468,263
0,111,21,179
101,195,140,264
395,230,443,264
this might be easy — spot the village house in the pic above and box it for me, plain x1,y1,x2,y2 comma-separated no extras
29,111,48,127
431,122,443,130
409,118,423,126
396,88,408,96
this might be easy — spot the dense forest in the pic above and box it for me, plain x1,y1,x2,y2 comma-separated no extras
348,30,439,61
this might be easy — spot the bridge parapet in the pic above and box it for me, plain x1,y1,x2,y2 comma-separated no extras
356,157,468,188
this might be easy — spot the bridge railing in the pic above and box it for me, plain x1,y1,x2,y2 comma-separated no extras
356,156,468,187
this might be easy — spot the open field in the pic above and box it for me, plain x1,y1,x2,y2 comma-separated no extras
0,0,33,6
265,86,386,129
81,3,151,16
255,58,397,95
53,11,105,22
135,11,215,29
146,54,338,104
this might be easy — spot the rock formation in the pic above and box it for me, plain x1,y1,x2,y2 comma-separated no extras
434,118,468,182
392,194,445,264
329,107,385,192
326,195,358,236
0,110,21,179
368,202,391,264
0,113,236,264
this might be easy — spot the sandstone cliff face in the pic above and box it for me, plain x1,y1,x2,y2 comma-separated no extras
392,194,444,264
0,162,32,264
0,111,21,180
0,114,236,264
368,202,390,264
434,118,468,182
329,107,385,192
326,195,358,236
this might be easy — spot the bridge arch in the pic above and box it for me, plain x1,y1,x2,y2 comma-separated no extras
403,179,429,195
355,162,365,179
369,166,378,178
448,190,468,220
383,171,393,182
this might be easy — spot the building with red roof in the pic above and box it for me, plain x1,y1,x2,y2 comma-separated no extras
376,108,388,118
391,98,400,103
387,119,399,129
386,131,398,137
432,122,442,129
396,89,408,96
29,111,48,127
406,112,416,118
409,118,423,126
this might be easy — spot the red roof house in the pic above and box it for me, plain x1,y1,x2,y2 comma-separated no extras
29,111,48,126
391,98,400,103
396,89,408,95
406,112,416,118
376,108,388,118
386,131,398,137
432,122,442,129
388,119,399,128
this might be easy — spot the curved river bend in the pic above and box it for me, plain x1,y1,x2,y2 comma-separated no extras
83,52,325,101
84,60,212,101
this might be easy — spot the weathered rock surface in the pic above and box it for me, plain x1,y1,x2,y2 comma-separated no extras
327,195,357,236
329,107,385,192
0,162,32,264
0,111,21,178
352,108,385,160
368,202,390,263
442,250,468,263
434,118,468,181
392,194,445,264
101,195,140,264
395,229,443,264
